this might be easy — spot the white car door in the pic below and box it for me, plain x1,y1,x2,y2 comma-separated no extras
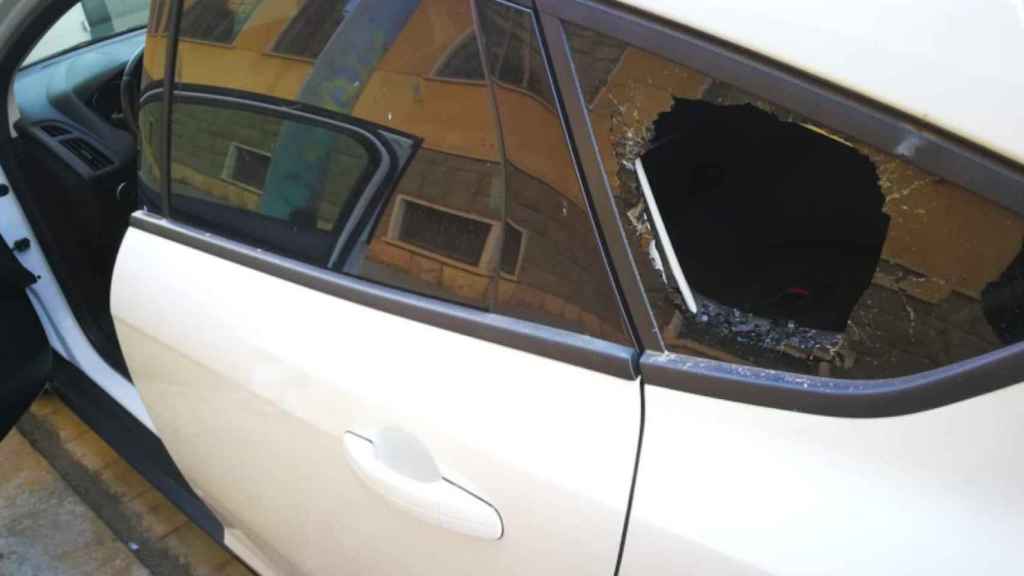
114,0,640,574
545,2,1024,574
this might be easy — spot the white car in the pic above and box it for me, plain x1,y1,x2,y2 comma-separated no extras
2,0,1023,574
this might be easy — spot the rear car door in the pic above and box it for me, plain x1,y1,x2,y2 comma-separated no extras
114,1,640,574
543,2,1024,573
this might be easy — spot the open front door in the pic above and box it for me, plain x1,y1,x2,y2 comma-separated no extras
0,231,50,439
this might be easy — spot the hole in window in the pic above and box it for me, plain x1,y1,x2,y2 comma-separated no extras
642,100,889,334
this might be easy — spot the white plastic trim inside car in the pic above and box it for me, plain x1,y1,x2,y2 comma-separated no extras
6,81,18,137
635,157,698,314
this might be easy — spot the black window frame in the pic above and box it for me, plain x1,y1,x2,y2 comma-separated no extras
537,0,1024,416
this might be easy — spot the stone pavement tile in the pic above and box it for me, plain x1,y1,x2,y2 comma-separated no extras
161,523,234,576
123,489,188,541
0,430,66,521
65,431,120,473
96,458,151,502
219,559,257,576
27,390,62,418
0,430,151,576
57,540,151,576
35,401,90,444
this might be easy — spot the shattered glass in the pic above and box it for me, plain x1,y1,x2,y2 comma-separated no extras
566,22,1024,379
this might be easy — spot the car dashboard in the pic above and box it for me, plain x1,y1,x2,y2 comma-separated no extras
14,29,145,186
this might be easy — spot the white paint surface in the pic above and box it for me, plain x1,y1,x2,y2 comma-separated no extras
624,0,1024,165
112,228,640,576
622,383,1024,575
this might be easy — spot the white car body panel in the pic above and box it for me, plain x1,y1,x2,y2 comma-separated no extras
626,0,1024,165
622,384,1024,575
112,228,639,576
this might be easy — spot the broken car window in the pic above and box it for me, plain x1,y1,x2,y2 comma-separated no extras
566,23,1024,379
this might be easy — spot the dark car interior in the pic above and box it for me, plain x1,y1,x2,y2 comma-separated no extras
9,29,146,375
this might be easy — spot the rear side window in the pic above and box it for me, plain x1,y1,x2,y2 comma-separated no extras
166,0,631,345
565,23,1024,378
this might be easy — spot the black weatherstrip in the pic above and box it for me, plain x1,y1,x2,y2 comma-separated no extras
536,0,1024,415
159,0,184,216
131,212,638,380
49,356,225,542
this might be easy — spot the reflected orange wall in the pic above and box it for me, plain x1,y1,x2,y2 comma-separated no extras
153,0,576,200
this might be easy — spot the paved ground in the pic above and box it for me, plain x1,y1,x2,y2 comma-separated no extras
0,390,254,576
0,429,149,575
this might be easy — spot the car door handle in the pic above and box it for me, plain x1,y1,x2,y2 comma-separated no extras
343,431,503,541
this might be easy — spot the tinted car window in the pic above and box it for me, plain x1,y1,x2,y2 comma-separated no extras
169,0,630,345
168,101,381,264
566,23,1024,378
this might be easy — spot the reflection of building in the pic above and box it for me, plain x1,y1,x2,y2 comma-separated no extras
146,0,628,343
567,25,1024,378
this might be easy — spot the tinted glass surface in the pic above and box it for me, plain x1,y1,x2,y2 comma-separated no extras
170,0,630,344
169,102,377,263
566,22,1024,378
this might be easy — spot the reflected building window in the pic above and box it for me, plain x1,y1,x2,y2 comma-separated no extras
179,0,264,44
434,32,486,82
271,0,356,60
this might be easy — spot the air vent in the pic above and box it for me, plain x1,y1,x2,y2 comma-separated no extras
40,124,70,138
61,137,113,171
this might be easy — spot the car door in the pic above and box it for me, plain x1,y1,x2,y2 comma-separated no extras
543,2,1024,574
113,1,640,574
0,225,50,439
